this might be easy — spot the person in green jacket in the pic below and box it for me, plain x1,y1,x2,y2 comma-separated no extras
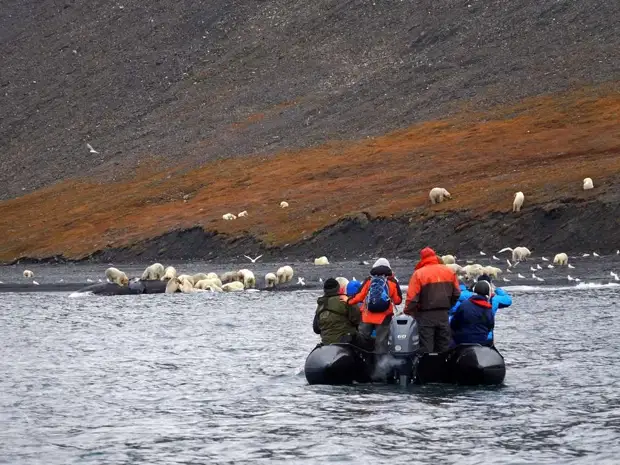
313,278,361,345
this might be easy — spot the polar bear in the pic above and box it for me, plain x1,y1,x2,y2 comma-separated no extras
276,266,294,283
482,266,502,280
141,263,165,280
238,269,256,289
222,213,236,220
165,276,194,293
220,271,241,284
192,273,209,283
553,253,569,266
314,256,329,265
461,264,484,280
445,263,462,274
280,201,289,208
512,247,531,262
165,278,181,293
222,281,245,292
429,187,451,205
441,254,456,265
194,276,223,289
513,192,525,212
238,211,248,217
105,267,129,286
264,272,277,288
206,272,219,280
176,274,195,286
498,246,531,262
161,266,177,281
583,178,594,190
23,270,34,278
195,279,223,292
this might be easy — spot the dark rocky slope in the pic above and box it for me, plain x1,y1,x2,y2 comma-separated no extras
2,0,619,198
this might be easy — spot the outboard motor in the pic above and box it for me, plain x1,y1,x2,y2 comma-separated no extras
387,314,420,385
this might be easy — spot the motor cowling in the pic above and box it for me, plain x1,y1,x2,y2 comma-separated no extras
388,314,420,356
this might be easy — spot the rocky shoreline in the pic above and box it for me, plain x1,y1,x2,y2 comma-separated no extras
7,192,619,266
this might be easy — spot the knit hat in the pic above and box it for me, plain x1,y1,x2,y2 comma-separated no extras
323,278,340,292
473,280,491,297
373,258,391,269
478,274,492,283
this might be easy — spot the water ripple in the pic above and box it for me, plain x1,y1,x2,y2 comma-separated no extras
1,287,619,464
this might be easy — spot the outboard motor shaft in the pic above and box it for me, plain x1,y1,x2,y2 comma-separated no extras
387,314,420,385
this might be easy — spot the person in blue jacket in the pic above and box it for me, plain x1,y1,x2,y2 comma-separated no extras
449,274,512,344
450,280,495,346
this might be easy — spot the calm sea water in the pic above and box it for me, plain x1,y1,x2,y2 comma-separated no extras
1,281,619,464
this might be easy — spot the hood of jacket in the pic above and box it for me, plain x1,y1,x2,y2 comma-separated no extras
370,265,393,276
415,248,440,270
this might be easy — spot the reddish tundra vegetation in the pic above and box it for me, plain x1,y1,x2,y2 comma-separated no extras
0,86,618,262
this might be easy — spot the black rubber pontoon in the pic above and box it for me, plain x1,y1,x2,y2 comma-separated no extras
416,345,506,386
304,314,506,386
304,344,373,385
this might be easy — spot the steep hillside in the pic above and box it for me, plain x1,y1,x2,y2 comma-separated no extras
1,0,619,199
0,87,619,263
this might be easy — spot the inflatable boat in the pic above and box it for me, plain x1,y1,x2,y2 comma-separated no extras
304,314,505,386
76,279,168,295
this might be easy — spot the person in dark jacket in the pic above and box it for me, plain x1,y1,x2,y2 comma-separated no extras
449,274,512,344
313,278,361,345
450,280,495,346
404,247,460,353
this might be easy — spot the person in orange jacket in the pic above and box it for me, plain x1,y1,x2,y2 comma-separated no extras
348,258,402,353
404,247,461,353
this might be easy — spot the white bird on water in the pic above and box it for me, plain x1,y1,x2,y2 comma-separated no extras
480,251,486,256
541,257,549,261
547,264,554,269
32,280,40,286
492,255,500,261
610,272,619,281
567,275,575,282
568,264,575,269
86,278,93,283
530,266,537,272
297,277,306,286
517,273,525,279
536,264,542,270
582,253,590,257
502,277,510,282
243,254,263,263
86,143,99,154
506,259,512,267
593,252,600,257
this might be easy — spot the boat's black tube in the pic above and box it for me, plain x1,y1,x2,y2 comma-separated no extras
304,344,373,385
